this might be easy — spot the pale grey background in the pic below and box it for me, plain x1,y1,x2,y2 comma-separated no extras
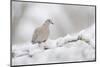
12,1,95,44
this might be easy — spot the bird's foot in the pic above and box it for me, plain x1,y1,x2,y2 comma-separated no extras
44,46,49,50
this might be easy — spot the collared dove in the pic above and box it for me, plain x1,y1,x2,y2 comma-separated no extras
32,19,54,45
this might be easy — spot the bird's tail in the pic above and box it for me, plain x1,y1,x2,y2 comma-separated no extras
31,40,36,44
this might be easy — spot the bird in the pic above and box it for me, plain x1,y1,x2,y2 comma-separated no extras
31,19,54,49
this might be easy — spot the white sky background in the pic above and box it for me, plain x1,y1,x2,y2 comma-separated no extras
12,1,95,44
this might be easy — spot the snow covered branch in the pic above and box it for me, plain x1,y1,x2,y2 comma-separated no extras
12,24,95,66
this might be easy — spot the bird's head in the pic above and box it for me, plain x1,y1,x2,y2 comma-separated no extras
45,19,54,25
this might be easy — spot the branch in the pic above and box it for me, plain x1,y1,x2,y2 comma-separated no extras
12,24,95,65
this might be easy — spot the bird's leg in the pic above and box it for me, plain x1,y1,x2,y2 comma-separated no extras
38,41,41,44
38,41,41,47
43,40,48,50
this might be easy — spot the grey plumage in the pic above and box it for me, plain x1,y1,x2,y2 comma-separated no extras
32,19,53,44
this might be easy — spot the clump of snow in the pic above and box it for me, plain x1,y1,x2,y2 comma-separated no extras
12,24,95,66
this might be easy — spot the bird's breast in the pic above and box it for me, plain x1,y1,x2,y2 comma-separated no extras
37,26,49,41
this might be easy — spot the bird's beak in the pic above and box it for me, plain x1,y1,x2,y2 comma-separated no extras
50,21,54,24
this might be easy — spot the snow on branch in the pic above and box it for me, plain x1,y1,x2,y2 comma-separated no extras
12,24,95,66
